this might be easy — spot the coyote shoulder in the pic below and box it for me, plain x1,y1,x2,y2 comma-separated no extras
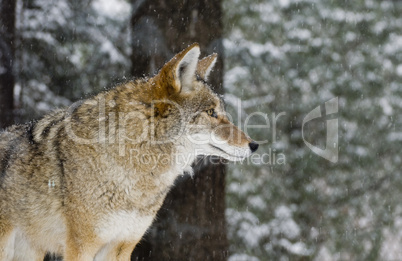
0,43,258,260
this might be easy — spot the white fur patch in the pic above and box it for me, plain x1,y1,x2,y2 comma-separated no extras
6,228,47,261
176,46,201,91
187,133,252,161
3,229,16,260
203,56,217,81
7,212,67,258
96,210,154,243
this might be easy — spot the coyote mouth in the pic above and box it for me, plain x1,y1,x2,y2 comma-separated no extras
209,144,248,161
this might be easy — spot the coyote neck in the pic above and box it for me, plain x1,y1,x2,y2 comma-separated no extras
83,138,195,215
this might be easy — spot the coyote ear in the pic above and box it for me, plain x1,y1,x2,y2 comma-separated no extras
157,43,200,95
197,53,217,81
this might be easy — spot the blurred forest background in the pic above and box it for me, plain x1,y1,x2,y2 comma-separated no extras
0,0,401,260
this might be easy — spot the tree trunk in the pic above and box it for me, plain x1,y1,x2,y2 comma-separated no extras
0,0,16,129
130,0,227,260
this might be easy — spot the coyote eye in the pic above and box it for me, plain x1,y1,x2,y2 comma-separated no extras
206,108,218,118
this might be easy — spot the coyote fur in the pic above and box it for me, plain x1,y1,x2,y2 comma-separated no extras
0,43,258,260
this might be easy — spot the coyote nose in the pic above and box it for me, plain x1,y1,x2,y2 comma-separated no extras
249,141,259,153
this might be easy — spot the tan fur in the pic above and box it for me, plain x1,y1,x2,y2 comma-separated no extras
0,44,257,260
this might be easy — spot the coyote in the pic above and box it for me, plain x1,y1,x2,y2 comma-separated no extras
0,43,258,260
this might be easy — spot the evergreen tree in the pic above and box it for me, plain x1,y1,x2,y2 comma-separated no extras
14,0,131,122
223,0,402,260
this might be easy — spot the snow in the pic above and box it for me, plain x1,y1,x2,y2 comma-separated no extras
229,254,259,261
22,80,71,114
387,132,402,142
396,64,402,77
288,29,312,41
238,222,270,248
92,0,131,21
270,205,301,239
100,40,127,64
247,41,284,59
278,0,290,8
248,196,267,210
224,66,250,90
314,247,334,261
320,8,375,23
379,97,393,116
22,31,56,45
380,210,402,260
384,34,402,55
373,21,388,35
277,239,310,256
227,205,307,258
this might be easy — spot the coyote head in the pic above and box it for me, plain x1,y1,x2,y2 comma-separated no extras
145,43,258,161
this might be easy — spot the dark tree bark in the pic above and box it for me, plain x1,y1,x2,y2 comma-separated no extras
130,0,227,260
0,0,16,128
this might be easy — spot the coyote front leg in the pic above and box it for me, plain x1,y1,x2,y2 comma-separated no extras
0,220,13,261
65,225,102,261
114,241,139,261
94,240,139,261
